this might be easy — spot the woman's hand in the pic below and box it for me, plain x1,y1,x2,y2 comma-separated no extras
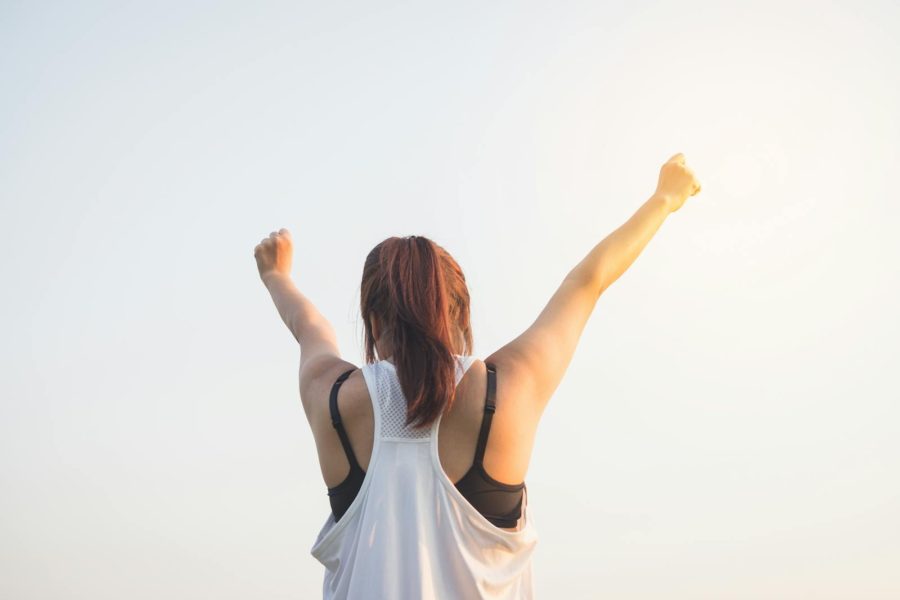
654,153,701,213
254,228,294,286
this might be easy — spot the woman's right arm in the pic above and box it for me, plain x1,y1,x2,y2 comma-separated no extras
486,153,701,416
568,191,671,297
570,152,702,296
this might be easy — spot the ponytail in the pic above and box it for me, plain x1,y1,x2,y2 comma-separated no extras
360,235,473,428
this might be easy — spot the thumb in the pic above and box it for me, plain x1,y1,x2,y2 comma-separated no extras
667,152,685,165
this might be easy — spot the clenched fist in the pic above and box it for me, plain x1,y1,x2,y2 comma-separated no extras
254,228,294,285
655,153,701,213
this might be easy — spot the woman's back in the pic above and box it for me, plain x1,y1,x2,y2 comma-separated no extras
314,357,541,508
310,355,539,599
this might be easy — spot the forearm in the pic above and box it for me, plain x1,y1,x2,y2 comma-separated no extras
262,272,331,345
568,193,671,296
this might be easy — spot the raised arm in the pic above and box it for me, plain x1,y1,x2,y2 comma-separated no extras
254,228,342,368
485,153,701,416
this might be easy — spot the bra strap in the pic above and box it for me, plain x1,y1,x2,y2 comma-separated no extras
472,363,497,467
329,368,363,472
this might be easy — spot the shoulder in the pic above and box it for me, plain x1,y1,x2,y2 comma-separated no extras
481,352,544,424
299,354,362,429
456,357,530,421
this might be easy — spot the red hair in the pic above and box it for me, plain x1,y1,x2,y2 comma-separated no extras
360,235,474,429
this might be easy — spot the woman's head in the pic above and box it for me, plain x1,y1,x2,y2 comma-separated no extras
360,235,473,429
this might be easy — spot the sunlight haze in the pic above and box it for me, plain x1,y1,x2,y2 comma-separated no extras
2,1,898,598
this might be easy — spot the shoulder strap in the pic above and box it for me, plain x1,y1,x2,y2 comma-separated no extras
472,362,497,467
329,368,362,471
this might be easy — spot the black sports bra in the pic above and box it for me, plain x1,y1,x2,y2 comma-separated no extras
325,362,526,529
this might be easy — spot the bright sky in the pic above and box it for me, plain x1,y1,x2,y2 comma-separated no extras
2,1,898,598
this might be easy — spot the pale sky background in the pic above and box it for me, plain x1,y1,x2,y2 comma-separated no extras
2,1,898,598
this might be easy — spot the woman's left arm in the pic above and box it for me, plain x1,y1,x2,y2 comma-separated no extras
254,229,341,364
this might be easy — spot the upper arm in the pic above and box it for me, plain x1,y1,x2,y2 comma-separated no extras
485,274,600,416
298,352,358,428
296,319,355,426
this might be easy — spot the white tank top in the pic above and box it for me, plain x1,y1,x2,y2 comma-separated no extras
310,354,539,599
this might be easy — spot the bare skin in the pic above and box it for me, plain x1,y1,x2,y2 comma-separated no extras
316,318,528,498
257,153,701,530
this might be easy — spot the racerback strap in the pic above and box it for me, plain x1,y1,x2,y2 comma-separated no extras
329,368,362,471
471,362,497,467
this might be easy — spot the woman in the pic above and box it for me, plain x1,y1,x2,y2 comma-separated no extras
254,153,701,599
